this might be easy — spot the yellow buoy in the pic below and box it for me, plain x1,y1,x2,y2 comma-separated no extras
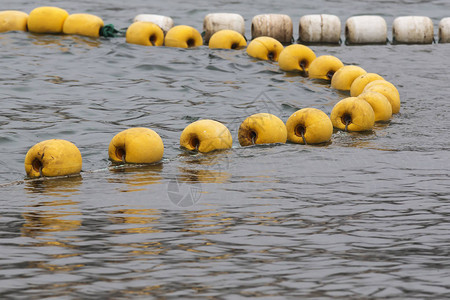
278,44,316,73
286,108,333,144
358,91,392,122
24,139,82,178
330,65,367,91
246,36,284,61
350,73,384,97
180,119,232,153
62,13,104,38
164,25,203,48
109,127,164,164
0,10,28,32
126,21,164,46
27,6,69,34
308,55,344,80
330,97,375,131
208,29,246,49
238,113,287,146
363,80,401,113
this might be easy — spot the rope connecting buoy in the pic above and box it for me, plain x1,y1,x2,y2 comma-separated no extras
27,6,69,34
203,13,245,44
358,91,392,122
246,36,284,61
164,25,203,48
439,18,450,43
350,73,384,97
62,13,104,38
180,119,232,153
208,29,246,49
286,108,333,144
108,127,164,164
308,55,344,80
24,139,82,178
363,80,401,114
330,97,375,132
238,113,287,146
0,10,28,32
278,44,316,73
126,21,164,46
331,65,367,91
298,14,341,44
392,16,434,44
345,16,387,44
133,14,173,34
251,14,293,44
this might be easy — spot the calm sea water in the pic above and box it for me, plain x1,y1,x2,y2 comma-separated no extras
0,0,449,298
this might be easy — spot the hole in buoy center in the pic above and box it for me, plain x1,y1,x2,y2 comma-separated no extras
295,124,306,137
190,136,200,150
149,34,156,46
187,38,195,48
250,130,257,144
268,52,275,61
32,158,42,173
341,113,352,126
326,70,335,80
299,59,308,72
231,43,238,49
116,148,125,161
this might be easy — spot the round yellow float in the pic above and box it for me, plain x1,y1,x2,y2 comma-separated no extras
246,36,284,61
238,113,287,146
24,139,82,178
27,6,69,34
358,91,392,122
62,13,104,38
208,29,246,49
330,65,367,90
286,108,333,144
180,119,232,153
363,80,401,113
278,44,316,73
0,10,28,32
109,127,164,164
126,21,164,46
308,55,344,80
330,97,375,131
164,25,203,48
350,73,384,97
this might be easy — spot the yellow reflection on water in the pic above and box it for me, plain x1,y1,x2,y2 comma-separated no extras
24,175,82,197
177,152,231,184
109,163,163,192
108,208,162,234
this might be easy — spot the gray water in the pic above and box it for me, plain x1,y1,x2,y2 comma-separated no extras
0,0,449,298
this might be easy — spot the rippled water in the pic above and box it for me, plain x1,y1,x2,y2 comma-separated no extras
1,0,449,298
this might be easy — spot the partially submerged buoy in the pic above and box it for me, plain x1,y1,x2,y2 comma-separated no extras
164,25,203,48
251,14,293,44
133,14,173,34
126,21,164,46
439,17,450,43
363,80,401,114
278,44,316,73
24,139,82,178
203,13,245,44
238,113,287,146
298,14,341,44
286,108,333,144
345,16,387,44
246,36,284,61
208,29,246,49
331,65,367,91
180,119,232,153
358,91,392,122
109,127,164,164
308,55,344,80
392,16,434,44
0,10,28,32
27,6,69,34
350,73,385,97
62,13,104,38
330,97,375,131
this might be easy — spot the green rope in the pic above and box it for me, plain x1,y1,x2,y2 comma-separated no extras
99,24,119,38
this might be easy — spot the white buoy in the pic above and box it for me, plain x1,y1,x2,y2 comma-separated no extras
251,14,293,44
203,13,245,43
133,14,174,34
345,16,387,44
439,17,450,43
392,16,434,44
298,14,341,44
